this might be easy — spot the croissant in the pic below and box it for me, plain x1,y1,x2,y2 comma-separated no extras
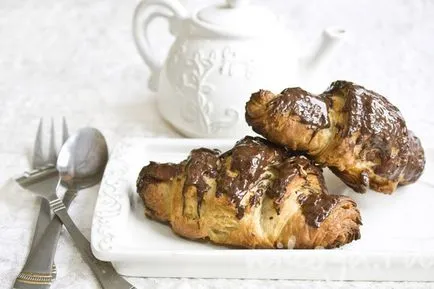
245,80,425,194
137,136,361,249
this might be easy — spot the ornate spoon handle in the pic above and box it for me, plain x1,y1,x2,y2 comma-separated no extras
47,188,135,289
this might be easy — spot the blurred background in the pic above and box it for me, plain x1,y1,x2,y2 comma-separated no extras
0,0,433,174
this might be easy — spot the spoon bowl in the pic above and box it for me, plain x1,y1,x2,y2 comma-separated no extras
56,127,108,190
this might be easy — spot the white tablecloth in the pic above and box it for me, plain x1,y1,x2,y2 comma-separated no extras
1,0,433,288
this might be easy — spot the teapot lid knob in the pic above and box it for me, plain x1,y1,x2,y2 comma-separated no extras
226,0,249,8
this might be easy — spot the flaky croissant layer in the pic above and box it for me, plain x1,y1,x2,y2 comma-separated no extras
137,137,361,249
245,81,425,193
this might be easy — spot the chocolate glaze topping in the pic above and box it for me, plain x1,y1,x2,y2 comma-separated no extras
298,193,341,228
217,136,285,219
323,81,413,181
268,155,324,206
136,136,354,229
247,81,425,192
268,155,336,225
268,87,330,129
401,131,425,184
183,148,220,214
136,161,181,193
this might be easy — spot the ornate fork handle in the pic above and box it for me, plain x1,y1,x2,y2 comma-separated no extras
47,190,135,289
14,189,77,288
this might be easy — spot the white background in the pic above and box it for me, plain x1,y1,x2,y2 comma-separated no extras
1,0,433,288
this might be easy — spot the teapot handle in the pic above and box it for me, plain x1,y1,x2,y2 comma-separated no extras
133,0,188,92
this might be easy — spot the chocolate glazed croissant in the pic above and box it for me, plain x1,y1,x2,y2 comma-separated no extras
246,81,425,193
137,137,361,249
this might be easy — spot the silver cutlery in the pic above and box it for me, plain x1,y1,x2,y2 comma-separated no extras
14,118,74,289
17,127,136,289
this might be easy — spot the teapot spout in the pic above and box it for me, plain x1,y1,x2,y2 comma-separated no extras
302,27,346,81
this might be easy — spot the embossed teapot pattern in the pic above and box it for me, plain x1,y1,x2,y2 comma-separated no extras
133,0,346,137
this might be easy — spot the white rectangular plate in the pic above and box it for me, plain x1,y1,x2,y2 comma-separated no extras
91,138,434,281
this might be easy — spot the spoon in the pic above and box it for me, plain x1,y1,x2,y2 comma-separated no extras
18,127,107,287
26,127,136,289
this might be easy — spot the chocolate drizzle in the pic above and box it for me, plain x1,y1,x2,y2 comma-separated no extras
137,135,351,229
183,148,220,214
298,193,340,228
268,155,322,203
268,155,328,219
268,87,330,129
401,131,425,184
217,136,285,219
324,81,411,181
136,161,181,193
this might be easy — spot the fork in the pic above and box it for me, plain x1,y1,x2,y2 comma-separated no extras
16,127,136,289
13,117,76,289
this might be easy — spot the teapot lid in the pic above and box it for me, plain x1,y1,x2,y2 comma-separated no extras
194,0,279,37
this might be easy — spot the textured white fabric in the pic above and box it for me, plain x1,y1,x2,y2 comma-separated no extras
0,0,433,288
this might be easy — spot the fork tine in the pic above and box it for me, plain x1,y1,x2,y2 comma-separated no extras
31,118,45,169
61,117,69,146
47,117,57,165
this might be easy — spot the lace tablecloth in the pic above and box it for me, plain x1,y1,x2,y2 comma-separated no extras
1,0,433,288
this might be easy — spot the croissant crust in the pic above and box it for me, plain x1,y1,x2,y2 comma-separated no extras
245,81,425,193
137,137,361,249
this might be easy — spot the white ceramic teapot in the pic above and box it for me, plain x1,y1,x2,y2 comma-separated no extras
133,0,346,138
